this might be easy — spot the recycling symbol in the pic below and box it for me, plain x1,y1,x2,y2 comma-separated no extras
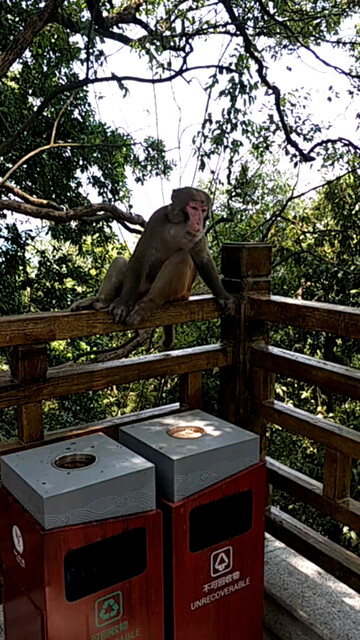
214,553,230,573
210,546,233,577
99,598,119,621
95,591,123,628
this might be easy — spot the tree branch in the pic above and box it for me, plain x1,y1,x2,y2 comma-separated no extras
257,0,360,85
1,139,145,187
0,182,60,209
220,0,315,162
0,0,67,80
0,199,146,228
93,329,153,362
306,137,360,157
257,167,360,241
0,63,190,156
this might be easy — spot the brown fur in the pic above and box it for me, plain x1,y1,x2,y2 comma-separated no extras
70,187,233,344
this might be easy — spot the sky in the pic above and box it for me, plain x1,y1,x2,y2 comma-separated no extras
86,17,358,227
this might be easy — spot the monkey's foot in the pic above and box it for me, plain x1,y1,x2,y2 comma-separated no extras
109,299,133,324
93,298,109,311
125,300,155,326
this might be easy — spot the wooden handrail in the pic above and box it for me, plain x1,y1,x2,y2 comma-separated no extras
266,457,360,532
246,289,360,591
0,403,180,456
266,506,360,593
249,294,360,338
255,399,360,458
0,343,232,409
251,344,360,400
0,295,221,347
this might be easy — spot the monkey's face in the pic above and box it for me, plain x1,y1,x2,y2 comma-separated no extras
169,187,211,233
185,200,208,233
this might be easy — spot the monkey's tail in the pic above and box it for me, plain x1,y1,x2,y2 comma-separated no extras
162,325,174,350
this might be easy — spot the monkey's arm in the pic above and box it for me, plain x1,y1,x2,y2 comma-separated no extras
190,238,234,313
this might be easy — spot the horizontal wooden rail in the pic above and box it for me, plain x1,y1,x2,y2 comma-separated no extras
0,403,180,457
0,343,232,409
249,295,360,339
251,345,360,400
0,295,222,348
266,457,360,532
266,506,360,592
255,399,360,459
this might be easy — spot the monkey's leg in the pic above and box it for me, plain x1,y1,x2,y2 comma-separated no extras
70,256,128,311
125,252,195,328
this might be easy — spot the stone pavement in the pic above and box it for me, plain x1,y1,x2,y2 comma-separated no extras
264,534,360,640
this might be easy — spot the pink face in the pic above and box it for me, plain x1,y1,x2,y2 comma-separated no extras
186,200,208,233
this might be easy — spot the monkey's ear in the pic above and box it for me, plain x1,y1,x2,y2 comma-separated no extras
167,205,185,224
167,189,186,223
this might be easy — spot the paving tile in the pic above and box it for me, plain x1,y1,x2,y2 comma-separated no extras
264,536,360,640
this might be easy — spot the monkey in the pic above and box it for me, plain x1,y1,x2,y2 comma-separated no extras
70,187,234,346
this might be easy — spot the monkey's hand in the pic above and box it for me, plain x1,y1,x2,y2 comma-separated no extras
69,296,98,312
217,295,235,315
109,298,134,324
69,296,110,312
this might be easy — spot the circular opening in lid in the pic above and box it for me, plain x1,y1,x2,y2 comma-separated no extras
52,452,97,470
167,426,206,439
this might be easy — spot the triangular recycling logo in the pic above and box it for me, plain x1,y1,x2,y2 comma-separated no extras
95,591,123,628
210,546,233,577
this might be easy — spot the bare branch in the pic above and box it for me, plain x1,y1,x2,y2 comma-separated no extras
0,182,61,209
1,141,97,186
1,138,156,188
81,213,143,234
0,97,78,187
254,167,360,241
0,199,146,228
0,0,67,80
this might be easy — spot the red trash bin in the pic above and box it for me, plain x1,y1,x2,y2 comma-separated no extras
119,410,266,640
0,434,164,640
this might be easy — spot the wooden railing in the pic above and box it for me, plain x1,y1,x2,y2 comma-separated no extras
248,295,360,592
0,295,232,453
0,243,359,593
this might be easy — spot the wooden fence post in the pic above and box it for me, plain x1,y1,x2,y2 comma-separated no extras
10,344,47,444
323,448,352,501
219,242,272,458
179,372,203,411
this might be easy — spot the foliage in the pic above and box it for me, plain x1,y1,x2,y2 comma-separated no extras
207,165,360,554
1,0,360,556
1,1,359,225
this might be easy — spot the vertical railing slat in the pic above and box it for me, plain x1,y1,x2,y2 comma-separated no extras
10,344,47,443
